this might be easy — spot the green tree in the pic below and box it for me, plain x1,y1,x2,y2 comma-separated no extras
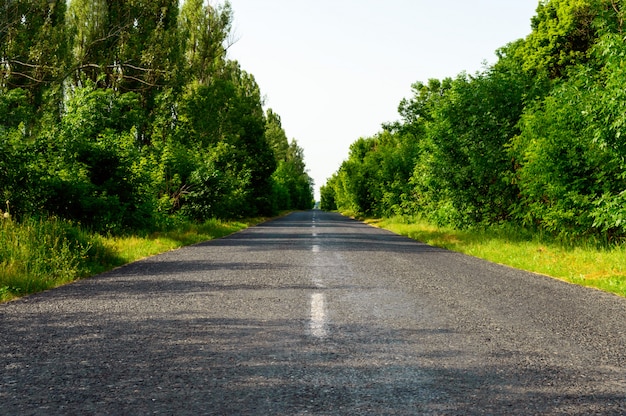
512,0,619,79
265,109,289,162
0,0,316,231
176,62,276,218
0,89,41,217
272,139,314,211
42,85,154,232
1,0,69,123
179,0,232,84
412,65,530,226
510,28,626,238
264,108,313,211
1,0,69,90
68,0,180,91
320,180,337,211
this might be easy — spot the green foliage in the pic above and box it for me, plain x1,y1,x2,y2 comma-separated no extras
0,0,312,236
511,28,626,238
180,0,233,84
326,130,420,217
320,182,337,211
35,86,155,233
272,156,314,211
411,65,530,226
1,1,69,98
265,109,290,162
324,0,626,242
265,109,314,211
68,0,181,94
514,0,600,78
183,143,252,220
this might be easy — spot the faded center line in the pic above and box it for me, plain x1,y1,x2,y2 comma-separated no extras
309,293,328,338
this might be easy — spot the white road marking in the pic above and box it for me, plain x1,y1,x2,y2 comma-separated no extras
309,293,328,338
312,244,320,253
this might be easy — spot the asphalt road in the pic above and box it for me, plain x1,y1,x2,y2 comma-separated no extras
1,210,625,415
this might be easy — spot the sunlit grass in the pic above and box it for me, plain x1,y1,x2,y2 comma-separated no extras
0,217,260,303
98,218,254,267
371,216,626,298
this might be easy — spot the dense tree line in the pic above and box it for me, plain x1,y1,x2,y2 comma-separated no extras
0,0,313,233
322,0,626,240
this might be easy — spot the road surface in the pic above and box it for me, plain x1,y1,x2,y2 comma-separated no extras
1,211,625,414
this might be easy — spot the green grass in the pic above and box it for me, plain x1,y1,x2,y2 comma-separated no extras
0,216,260,303
371,216,626,298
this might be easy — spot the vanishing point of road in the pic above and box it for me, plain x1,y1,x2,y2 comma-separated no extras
1,211,625,415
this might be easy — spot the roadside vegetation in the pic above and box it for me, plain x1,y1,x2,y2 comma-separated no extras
371,217,626,298
0,214,261,303
322,0,626,298
0,1,314,301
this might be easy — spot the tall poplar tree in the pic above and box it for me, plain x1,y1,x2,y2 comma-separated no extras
68,0,180,92
180,0,232,84
265,109,290,162
1,0,68,112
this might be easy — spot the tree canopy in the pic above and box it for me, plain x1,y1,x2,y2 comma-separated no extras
1,0,314,233
323,0,626,241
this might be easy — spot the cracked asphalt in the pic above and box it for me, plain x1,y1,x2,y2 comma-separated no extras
1,210,625,415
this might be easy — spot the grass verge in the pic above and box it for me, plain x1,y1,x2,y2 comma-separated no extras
0,216,261,303
370,216,626,298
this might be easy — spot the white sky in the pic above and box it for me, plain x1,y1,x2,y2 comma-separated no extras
226,1,540,200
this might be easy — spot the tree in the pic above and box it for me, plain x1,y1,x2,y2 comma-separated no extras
510,26,626,238
272,139,314,211
1,0,69,119
179,0,233,85
42,85,154,232
0,0,316,230
320,181,337,211
411,64,531,225
265,109,289,162
68,0,179,90
1,0,69,89
512,0,618,79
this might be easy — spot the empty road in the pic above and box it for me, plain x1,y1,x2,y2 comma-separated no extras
1,211,625,414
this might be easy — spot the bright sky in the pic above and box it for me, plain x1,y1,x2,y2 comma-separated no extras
227,1,540,200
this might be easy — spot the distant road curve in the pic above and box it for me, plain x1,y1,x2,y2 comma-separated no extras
1,211,625,414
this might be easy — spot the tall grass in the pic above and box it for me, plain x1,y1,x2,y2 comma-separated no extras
373,216,626,298
0,217,93,301
0,216,255,302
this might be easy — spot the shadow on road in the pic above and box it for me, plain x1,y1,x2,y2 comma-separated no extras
2,308,623,415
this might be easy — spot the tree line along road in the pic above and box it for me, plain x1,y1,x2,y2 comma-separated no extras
1,210,625,415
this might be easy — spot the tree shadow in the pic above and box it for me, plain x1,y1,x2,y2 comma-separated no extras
1,308,624,415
